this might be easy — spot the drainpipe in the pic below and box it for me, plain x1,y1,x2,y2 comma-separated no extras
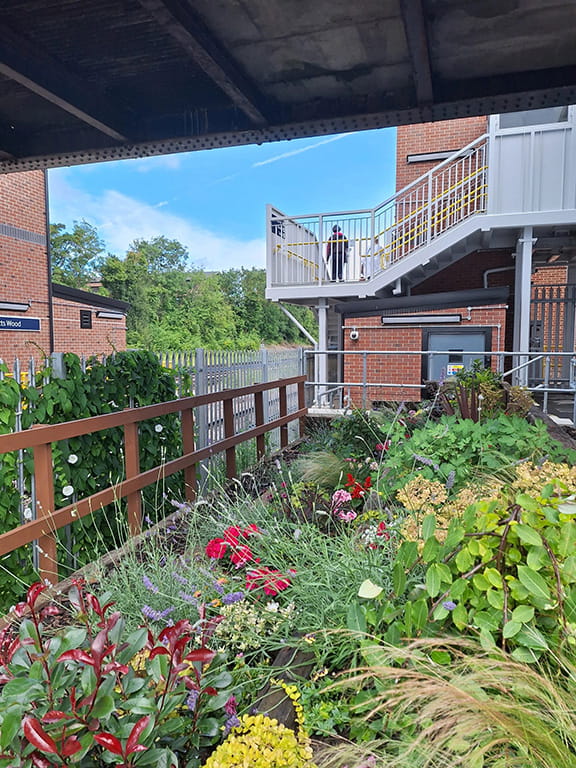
483,266,514,288
43,170,55,353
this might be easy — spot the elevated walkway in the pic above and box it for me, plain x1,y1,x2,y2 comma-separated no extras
266,111,576,306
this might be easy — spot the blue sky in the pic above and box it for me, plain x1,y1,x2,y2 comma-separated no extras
48,127,396,272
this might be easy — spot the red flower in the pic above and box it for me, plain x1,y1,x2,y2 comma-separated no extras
376,521,390,541
246,567,292,596
230,545,257,568
223,527,242,544
205,538,228,559
345,474,372,499
242,524,260,537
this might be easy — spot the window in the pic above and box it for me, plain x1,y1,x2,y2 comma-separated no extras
499,106,568,129
80,310,92,329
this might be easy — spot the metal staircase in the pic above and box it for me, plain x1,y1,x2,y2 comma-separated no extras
266,112,576,305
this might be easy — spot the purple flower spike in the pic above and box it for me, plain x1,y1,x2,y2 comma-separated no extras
223,591,244,605
142,575,159,593
442,600,457,611
186,690,200,712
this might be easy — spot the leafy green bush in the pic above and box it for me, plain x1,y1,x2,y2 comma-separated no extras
379,413,576,497
362,473,576,660
0,580,234,767
0,351,183,611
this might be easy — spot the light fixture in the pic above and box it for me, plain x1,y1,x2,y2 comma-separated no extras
96,311,124,320
0,301,30,312
381,314,461,325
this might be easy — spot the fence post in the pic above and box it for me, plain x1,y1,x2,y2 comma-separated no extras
195,348,209,485
223,396,237,479
33,439,58,586
279,384,288,448
124,422,141,537
181,407,197,501
260,347,270,425
254,390,265,461
297,379,306,438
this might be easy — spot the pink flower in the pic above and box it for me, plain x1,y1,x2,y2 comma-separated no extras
206,538,228,559
375,441,391,452
338,510,357,522
331,489,352,509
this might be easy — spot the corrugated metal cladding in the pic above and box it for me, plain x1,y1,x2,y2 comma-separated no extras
0,0,575,171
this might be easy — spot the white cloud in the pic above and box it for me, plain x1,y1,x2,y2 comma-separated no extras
48,172,265,271
252,132,353,167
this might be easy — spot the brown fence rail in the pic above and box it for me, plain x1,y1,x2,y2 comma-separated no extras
0,376,306,587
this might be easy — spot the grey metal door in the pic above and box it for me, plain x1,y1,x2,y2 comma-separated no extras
423,330,490,382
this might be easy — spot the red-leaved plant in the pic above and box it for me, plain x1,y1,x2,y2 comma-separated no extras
0,580,234,767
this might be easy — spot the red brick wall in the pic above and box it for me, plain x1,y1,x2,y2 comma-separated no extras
53,300,127,357
0,171,51,360
0,171,127,364
396,116,488,191
343,304,507,404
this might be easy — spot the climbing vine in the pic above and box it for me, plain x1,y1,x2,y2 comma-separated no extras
0,351,183,611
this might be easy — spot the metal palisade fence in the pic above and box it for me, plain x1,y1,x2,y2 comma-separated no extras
157,347,305,458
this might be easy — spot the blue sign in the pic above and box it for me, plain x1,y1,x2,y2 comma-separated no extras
0,316,41,331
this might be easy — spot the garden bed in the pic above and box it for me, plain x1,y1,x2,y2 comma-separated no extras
1,382,576,768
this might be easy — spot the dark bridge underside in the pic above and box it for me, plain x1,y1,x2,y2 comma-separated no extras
0,0,575,172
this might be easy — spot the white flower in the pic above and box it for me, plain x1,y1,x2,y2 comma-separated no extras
155,424,163,433
265,601,279,613
62,485,74,497
67,454,78,465
293,528,302,540
23,507,33,521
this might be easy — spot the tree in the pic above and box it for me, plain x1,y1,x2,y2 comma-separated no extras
50,220,105,289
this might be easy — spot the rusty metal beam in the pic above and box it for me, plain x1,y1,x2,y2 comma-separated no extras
137,0,269,126
0,23,131,141
399,0,434,107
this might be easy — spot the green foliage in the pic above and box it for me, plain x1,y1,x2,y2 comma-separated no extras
92,231,318,350
323,638,576,768
0,580,234,767
441,361,534,420
50,220,105,289
380,413,576,496
372,475,576,660
0,351,182,611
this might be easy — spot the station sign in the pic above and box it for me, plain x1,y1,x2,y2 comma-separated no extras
0,316,41,331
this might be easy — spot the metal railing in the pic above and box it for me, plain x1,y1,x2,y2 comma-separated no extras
267,134,488,288
303,349,576,422
0,376,307,587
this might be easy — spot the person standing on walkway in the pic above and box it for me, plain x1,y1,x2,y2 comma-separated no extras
326,224,349,281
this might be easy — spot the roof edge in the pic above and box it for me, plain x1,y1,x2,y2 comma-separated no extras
51,283,130,312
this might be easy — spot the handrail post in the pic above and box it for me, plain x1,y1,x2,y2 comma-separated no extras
279,384,288,448
223,397,237,479
33,440,58,586
297,379,306,438
124,422,141,537
362,351,368,409
254,390,265,460
181,407,197,502
427,171,433,244
318,214,324,285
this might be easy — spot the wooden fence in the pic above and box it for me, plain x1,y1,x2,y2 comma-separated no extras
0,375,306,587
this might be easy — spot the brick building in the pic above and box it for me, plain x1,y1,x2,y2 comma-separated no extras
267,106,576,406
0,170,128,365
